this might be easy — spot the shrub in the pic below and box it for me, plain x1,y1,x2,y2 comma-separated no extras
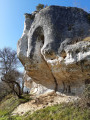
36,4,44,11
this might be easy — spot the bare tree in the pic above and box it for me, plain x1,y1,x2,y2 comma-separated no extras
0,81,11,101
0,47,23,98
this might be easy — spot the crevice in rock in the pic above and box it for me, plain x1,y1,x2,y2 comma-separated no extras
68,85,71,93
31,26,58,92
62,81,71,93
29,26,58,92
62,81,65,92
80,60,85,72
30,26,44,59
41,55,58,92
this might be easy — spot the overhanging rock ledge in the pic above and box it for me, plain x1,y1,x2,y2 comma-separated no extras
17,6,90,95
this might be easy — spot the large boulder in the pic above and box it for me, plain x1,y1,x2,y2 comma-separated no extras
17,6,90,95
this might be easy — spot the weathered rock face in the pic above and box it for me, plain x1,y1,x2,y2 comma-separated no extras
23,71,50,95
17,6,90,95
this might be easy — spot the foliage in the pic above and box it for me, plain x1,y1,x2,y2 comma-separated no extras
36,4,45,11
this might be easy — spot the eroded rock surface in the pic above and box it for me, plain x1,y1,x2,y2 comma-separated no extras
17,6,90,95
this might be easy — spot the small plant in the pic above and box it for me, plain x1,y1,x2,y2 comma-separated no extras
36,4,44,11
19,94,31,103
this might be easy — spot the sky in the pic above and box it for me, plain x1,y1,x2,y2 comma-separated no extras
0,0,90,51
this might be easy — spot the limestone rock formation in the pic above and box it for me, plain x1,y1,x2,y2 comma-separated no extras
17,6,90,95
23,71,49,95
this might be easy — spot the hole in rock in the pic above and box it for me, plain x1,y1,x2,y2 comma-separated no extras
30,26,44,58
33,26,44,48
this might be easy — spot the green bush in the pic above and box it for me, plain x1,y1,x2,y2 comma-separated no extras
36,4,44,11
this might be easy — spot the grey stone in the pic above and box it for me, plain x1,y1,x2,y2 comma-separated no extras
17,6,90,95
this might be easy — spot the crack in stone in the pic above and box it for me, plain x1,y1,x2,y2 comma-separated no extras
41,55,58,92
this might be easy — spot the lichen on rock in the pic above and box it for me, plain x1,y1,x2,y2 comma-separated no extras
17,6,90,95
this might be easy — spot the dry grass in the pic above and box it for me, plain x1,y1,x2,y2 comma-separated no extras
83,37,90,41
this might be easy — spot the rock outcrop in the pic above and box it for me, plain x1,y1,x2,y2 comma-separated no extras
17,6,90,95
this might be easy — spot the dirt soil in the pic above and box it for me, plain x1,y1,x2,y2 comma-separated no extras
12,92,79,116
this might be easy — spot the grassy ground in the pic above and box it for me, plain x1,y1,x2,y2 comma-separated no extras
0,94,90,120
23,103,90,120
0,94,30,120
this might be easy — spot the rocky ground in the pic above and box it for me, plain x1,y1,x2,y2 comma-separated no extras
12,92,80,116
